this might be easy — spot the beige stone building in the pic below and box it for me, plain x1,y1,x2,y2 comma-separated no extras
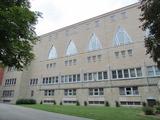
0,2,160,106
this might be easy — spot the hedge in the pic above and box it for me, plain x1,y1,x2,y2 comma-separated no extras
16,99,36,104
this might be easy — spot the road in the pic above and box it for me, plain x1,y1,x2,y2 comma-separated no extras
0,103,92,120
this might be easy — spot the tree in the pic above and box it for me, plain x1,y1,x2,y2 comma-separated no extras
139,0,160,68
0,0,41,70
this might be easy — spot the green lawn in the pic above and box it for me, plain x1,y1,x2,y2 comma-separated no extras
22,104,160,120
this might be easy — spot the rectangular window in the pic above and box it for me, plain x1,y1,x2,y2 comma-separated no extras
114,52,119,58
73,89,76,95
31,90,34,97
84,73,87,81
46,78,48,84
118,70,123,78
93,72,97,81
13,79,16,84
64,89,76,96
97,55,102,61
89,88,104,96
77,74,80,82
88,73,92,81
51,77,55,84
120,101,141,106
30,79,32,85
103,71,108,79
136,68,142,77
119,87,139,96
73,59,77,65
89,89,93,96
50,63,52,68
49,77,52,84
128,49,132,56
52,77,55,84
112,70,117,79
126,87,132,95
61,76,64,83
69,75,72,82
130,69,136,77
73,74,76,82
44,90,54,96
147,66,154,76
5,78,16,86
87,56,91,63
133,87,139,95
124,69,129,78
65,61,68,66
92,56,96,62
55,76,58,83
65,75,68,83
119,87,125,95
43,78,45,84
99,88,104,95
98,72,102,80
89,101,105,105
121,51,126,58
155,66,160,76
3,90,14,97
64,89,68,96
94,88,99,95
44,90,47,96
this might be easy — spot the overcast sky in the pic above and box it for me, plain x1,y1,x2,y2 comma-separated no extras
30,0,139,35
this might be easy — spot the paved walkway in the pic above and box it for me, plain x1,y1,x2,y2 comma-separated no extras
0,103,92,120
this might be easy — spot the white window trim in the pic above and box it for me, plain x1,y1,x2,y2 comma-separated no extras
89,88,104,96
120,87,139,96
112,67,143,80
147,65,160,77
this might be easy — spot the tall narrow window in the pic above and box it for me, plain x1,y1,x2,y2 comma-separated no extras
113,26,133,46
66,40,78,56
48,46,57,59
88,33,102,51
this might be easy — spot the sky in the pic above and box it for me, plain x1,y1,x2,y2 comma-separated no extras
30,0,139,35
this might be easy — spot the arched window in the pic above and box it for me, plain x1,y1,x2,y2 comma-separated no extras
48,46,57,59
66,40,78,56
88,33,102,51
113,26,133,46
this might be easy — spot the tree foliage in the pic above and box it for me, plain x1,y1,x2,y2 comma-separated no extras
139,0,160,68
0,0,41,70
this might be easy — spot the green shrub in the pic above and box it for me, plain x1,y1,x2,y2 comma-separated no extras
143,107,154,115
156,101,160,106
84,101,87,106
142,102,147,107
105,101,109,107
60,101,63,105
40,100,43,104
16,99,36,105
115,101,120,107
53,100,56,105
156,106,160,114
76,101,80,106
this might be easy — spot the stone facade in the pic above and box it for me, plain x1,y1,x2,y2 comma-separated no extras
0,2,160,106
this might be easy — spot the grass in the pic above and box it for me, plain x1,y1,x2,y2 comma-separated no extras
21,104,160,120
